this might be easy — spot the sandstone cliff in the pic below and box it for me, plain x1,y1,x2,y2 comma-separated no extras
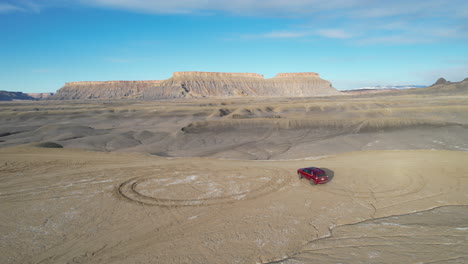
50,81,163,100
51,71,339,100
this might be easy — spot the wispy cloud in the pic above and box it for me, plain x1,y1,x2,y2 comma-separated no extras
2,0,468,18
243,30,310,39
262,31,308,38
244,28,354,40
72,0,468,19
357,35,429,45
3,0,468,45
316,29,352,39
0,3,25,13
0,0,42,13
80,0,365,16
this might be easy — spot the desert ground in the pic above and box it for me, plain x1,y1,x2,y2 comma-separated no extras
1,93,468,263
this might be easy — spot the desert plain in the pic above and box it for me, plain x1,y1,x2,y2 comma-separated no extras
1,91,468,263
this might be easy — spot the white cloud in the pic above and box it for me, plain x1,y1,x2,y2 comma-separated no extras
358,35,429,45
244,30,310,39
0,0,42,13
316,29,352,39
2,0,467,18
263,31,308,38
3,0,468,45
80,0,366,15
356,24,468,45
0,3,25,13
68,0,468,19
245,28,354,40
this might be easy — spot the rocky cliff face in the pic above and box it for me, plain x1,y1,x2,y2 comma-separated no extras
51,72,339,100
51,81,163,100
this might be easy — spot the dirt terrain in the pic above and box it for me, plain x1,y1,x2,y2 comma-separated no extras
1,93,468,158
1,91,468,263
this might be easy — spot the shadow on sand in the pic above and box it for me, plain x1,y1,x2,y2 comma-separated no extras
321,167,335,182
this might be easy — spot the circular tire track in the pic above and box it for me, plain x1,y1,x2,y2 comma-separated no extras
118,168,290,207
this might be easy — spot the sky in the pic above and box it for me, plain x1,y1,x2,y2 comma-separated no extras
1,0,467,92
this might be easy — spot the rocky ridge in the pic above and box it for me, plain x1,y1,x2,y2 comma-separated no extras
52,80,163,100
342,77,467,97
50,71,339,100
0,91,53,101
407,77,467,94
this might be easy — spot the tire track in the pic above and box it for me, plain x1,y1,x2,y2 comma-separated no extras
118,168,290,207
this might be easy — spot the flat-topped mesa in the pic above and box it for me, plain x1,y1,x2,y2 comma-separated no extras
51,80,165,100
65,80,163,86
51,71,340,100
273,72,319,78
172,71,264,79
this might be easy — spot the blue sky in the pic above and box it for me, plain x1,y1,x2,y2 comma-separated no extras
1,0,467,92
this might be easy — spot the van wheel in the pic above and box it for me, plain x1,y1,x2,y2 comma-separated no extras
298,173,302,179
310,179,316,185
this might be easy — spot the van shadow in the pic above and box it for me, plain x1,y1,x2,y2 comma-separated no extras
321,167,335,182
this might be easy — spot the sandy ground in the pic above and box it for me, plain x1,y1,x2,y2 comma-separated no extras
1,94,468,263
1,146,467,263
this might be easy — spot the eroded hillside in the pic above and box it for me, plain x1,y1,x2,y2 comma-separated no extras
50,72,338,100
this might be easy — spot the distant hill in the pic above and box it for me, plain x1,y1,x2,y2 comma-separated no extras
27,93,54,100
342,78,467,96
404,77,468,95
0,91,35,101
0,91,53,101
341,88,400,95
353,85,427,90
49,71,340,100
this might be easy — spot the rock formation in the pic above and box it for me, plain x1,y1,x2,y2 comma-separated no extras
51,81,163,100
0,91,54,101
50,71,339,100
0,91,35,101
432,78,449,86
421,77,467,94
389,78,467,96
26,93,54,99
